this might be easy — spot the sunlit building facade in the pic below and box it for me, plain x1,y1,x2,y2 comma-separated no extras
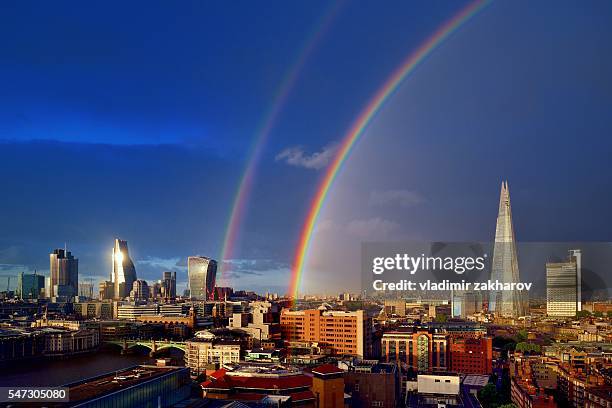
188,256,217,300
547,249,582,317
49,248,78,299
111,239,137,299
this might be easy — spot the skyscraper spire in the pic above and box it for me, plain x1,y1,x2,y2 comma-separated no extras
490,181,525,317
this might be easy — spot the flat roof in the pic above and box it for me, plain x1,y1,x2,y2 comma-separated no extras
67,365,185,403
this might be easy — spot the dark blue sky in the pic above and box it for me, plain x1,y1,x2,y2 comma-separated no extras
1,1,611,294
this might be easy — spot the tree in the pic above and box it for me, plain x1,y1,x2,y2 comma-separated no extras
434,313,448,323
594,311,604,318
478,383,499,408
576,310,591,318
515,342,541,354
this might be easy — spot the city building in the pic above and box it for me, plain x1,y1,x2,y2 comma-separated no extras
49,247,79,298
111,238,137,299
66,365,191,407
161,271,177,299
342,360,400,408
280,309,373,358
200,365,315,405
99,280,114,300
448,335,493,374
547,250,582,317
78,282,95,299
415,373,462,407
311,364,345,408
490,181,525,317
73,301,115,319
188,256,217,300
43,327,99,356
129,279,150,300
185,330,242,376
384,299,407,317
382,327,449,371
16,271,45,299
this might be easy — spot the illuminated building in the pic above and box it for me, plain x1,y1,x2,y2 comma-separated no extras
49,248,78,299
111,238,137,299
280,309,372,358
188,256,217,300
547,249,582,317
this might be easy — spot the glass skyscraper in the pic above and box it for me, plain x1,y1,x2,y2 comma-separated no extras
188,256,217,300
490,181,525,317
49,248,78,298
111,238,137,299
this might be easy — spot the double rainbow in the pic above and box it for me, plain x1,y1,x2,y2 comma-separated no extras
289,0,490,298
219,3,344,281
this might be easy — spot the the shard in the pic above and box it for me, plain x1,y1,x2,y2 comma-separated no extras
490,181,525,317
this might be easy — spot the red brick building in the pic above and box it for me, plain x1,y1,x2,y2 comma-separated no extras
449,336,493,375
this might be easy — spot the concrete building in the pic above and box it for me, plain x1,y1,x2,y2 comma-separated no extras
547,250,582,317
384,299,407,317
311,364,345,408
280,309,372,358
342,361,399,408
188,256,217,300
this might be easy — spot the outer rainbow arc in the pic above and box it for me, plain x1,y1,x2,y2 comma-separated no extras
289,0,490,299
218,2,344,283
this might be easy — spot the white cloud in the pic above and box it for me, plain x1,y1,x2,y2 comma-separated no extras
275,144,337,170
346,217,401,240
369,189,425,208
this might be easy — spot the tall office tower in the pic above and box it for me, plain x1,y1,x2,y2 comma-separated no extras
78,282,94,299
111,239,137,299
188,256,217,300
490,181,525,317
130,279,150,300
162,271,177,299
16,271,45,299
99,280,114,300
547,250,582,317
49,248,79,298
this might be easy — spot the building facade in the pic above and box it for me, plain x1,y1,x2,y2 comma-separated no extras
280,309,372,358
111,238,137,299
490,181,525,317
188,256,217,300
49,248,78,298
547,250,582,317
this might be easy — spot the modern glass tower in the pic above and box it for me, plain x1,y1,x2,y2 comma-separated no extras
546,249,581,317
188,256,217,300
49,248,78,298
490,181,525,317
111,238,137,299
